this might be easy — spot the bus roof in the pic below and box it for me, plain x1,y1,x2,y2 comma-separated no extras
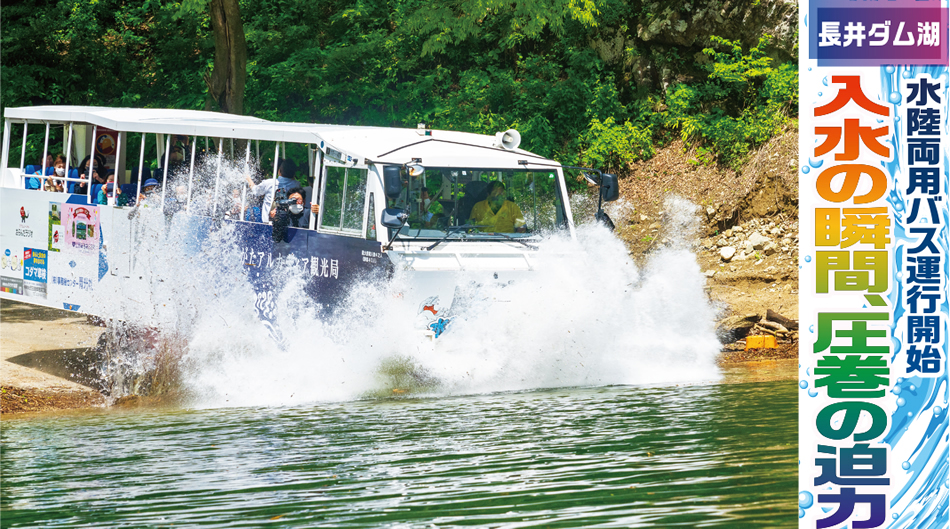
4,106,559,170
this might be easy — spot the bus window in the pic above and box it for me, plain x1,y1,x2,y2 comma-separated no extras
320,166,367,237
342,168,367,231
365,193,377,240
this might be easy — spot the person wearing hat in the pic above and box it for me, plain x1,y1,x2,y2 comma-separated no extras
137,178,161,204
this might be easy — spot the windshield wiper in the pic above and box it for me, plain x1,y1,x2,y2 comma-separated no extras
425,224,488,251
483,232,538,250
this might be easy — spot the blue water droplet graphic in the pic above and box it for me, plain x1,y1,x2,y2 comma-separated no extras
893,386,902,394
799,380,808,389
902,461,911,470
804,255,812,263
902,70,913,79
897,377,904,384
822,77,829,86
809,325,815,333
892,512,900,519
802,166,810,174
806,368,812,376
799,491,814,508
817,92,822,97
888,92,901,104
885,65,895,74
808,389,818,397
799,508,805,519
897,398,906,406
907,411,913,417
934,406,942,415
808,158,823,168
909,384,916,391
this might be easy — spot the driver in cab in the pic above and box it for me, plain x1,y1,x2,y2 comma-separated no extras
468,181,525,233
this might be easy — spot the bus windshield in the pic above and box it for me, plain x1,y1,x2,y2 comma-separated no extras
388,168,568,240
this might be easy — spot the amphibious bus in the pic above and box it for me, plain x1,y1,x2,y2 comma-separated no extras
0,106,617,337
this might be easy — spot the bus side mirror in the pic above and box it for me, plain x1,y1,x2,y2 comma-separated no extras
600,173,619,202
381,207,408,229
383,165,402,199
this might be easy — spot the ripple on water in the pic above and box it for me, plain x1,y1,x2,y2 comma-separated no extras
0,381,797,527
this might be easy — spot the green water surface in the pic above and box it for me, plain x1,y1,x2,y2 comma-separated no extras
1,381,796,528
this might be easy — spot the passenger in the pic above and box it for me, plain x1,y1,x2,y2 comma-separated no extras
170,144,187,170
137,178,161,204
27,154,54,173
77,155,108,193
468,181,525,233
420,187,443,227
244,158,318,224
164,184,190,215
72,169,90,196
270,189,308,242
97,181,117,205
97,175,130,205
31,153,55,177
156,145,187,179
243,193,263,223
44,154,67,193
224,187,244,220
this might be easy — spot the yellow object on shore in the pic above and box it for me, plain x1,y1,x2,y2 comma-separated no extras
746,335,777,350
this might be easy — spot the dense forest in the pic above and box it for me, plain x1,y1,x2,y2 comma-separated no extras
1,0,798,179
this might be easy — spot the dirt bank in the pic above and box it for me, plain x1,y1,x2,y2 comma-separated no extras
1,299,106,415
611,127,800,361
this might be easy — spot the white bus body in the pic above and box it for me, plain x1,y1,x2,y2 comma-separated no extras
0,107,597,337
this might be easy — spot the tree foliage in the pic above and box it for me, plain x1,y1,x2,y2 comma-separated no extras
1,0,797,180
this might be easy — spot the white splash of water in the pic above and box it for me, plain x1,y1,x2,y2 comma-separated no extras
181,196,719,406
97,175,722,406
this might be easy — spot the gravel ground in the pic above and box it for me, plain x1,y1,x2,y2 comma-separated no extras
1,299,106,415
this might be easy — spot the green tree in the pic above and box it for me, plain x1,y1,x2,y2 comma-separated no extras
181,0,247,114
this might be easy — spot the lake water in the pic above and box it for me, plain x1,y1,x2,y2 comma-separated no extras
1,379,795,527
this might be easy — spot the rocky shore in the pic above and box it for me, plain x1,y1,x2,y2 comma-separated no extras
613,127,801,362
